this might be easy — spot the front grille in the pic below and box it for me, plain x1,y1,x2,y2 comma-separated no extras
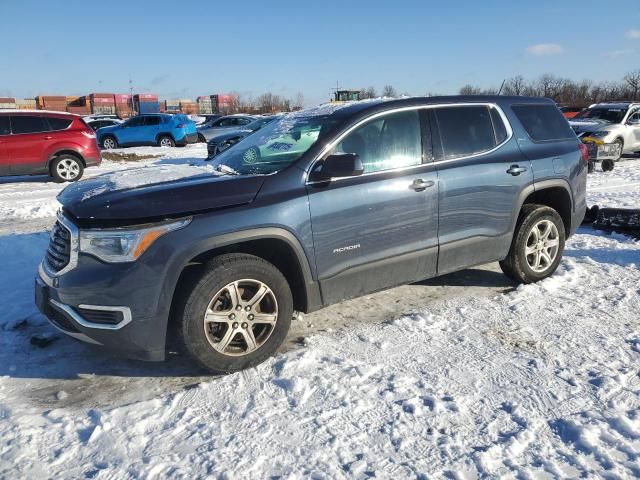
46,221,71,273
76,307,124,326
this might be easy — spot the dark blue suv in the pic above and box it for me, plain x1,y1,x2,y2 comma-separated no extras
98,113,198,149
36,96,587,373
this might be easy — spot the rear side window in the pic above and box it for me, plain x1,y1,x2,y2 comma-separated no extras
0,116,10,135
435,106,496,159
46,117,72,131
10,115,49,134
511,104,575,141
143,116,160,126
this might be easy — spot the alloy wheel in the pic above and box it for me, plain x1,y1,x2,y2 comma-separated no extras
160,137,173,147
56,159,80,181
525,219,560,273
203,279,278,356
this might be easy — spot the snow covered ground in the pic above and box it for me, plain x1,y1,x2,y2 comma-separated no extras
0,151,638,478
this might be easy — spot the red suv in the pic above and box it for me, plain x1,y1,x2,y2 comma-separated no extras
0,111,101,182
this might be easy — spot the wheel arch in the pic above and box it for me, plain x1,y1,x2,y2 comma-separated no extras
519,180,573,235
156,132,176,143
47,150,86,171
165,228,322,337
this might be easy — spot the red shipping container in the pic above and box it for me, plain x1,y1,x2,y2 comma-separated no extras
114,94,132,103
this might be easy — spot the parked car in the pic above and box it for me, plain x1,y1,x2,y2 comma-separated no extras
0,110,100,182
84,114,121,122
206,116,277,157
197,114,257,142
86,118,122,131
569,102,640,160
559,106,585,119
97,114,198,149
36,96,587,373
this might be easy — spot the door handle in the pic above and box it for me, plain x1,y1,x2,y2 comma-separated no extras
506,165,527,176
43,136,53,140
409,179,435,191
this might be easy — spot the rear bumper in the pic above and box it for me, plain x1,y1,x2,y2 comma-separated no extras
84,153,101,167
175,133,198,146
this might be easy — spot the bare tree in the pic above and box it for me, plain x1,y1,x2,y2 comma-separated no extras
292,92,304,110
365,86,377,99
503,75,526,96
459,84,482,95
624,70,640,101
382,85,397,97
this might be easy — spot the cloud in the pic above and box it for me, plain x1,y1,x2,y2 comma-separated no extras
606,48,635,58
526,43,564,56
625,29,640,39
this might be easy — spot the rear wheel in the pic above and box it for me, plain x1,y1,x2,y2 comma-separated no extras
177,254,293,373
158,135,175,147
500,204,565,284
50,155,84,183
197,133,206,143
101,136,117,149
601,159,615,172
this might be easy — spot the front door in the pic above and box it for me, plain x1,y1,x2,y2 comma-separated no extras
6,115,51,175
432,105,534,274
117,116,144,145
627,109,640,149
307,109,439,304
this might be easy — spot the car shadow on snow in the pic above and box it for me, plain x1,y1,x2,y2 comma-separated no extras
0,174,52,185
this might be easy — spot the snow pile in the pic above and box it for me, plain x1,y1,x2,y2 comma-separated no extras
0,230,638,478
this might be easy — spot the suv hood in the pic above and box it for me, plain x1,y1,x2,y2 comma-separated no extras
58,164,266,222
569,118,616,134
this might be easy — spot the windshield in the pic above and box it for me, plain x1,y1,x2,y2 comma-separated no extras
245,117,276,131
572,107,628,123
211,113,337,175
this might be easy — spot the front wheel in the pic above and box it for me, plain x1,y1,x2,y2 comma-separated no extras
612,138,624,161
50,155,84,183
197,133,206,143
500,204,566,284
177,254,293,373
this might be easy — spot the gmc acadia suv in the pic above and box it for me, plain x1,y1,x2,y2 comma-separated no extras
35,96,587,373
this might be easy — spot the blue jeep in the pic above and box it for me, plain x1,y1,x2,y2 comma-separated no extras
98,114,197,149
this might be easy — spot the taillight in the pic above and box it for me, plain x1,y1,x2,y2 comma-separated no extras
81,130,96,139
579,143,589,163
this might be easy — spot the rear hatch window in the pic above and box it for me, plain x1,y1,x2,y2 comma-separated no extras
511,104,575,142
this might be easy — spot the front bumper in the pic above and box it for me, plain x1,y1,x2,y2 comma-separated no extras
35,253,170,362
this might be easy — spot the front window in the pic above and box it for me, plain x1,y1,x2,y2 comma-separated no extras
573,107,628,124
211,113,337,175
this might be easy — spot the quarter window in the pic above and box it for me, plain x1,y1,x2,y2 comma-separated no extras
511,104,575,141
10,115,49,134
46,117,72,131
490,107,508,144
435,106,496,159
332,110,422,174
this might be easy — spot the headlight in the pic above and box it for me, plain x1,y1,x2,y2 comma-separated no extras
79,218,191,263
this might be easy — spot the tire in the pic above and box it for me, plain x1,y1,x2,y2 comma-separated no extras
587,160,595,173
601,159,615,172
499,204,566,284
242,146,261,164
177,253,293,373
158,135,175,148
197,133,206,143
50,155,84,183
612,138,623,161
101,136,118,149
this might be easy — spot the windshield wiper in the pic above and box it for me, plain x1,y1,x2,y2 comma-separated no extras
215,164,240,175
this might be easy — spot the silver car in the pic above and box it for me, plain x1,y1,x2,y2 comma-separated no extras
197,115,257,142
569,102,640,159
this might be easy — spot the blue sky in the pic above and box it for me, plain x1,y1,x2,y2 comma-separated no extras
2,0,639,105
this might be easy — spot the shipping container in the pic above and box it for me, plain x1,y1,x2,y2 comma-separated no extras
114,94,132,104
138,101,160,114
134,93,159,102
0,97,16,104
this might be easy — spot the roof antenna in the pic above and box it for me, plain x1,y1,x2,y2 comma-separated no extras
497,79,506,95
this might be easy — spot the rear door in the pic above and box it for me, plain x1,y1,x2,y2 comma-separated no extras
307,108,439,304
142,115,162,143
6,115,52,175
432,104,533,274
0,116,10,175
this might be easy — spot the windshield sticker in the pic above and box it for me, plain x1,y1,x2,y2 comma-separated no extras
268,142,294,151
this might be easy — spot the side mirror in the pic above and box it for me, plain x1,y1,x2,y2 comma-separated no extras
309,153,364,182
